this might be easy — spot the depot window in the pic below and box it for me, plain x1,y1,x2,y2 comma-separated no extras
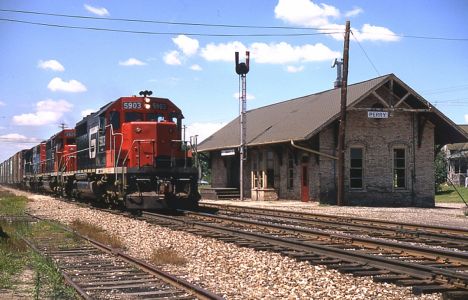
350,148,363,189
393,148,406,188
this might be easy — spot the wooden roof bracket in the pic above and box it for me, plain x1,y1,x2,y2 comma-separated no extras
372,91,390,107
290,140,338,160
417,114,428,148
394,92,411,108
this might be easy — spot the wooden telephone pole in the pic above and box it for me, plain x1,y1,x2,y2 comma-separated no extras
337,20,351,206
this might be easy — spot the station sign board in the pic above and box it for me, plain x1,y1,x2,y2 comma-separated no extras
221,149,236,156
368,111,389,119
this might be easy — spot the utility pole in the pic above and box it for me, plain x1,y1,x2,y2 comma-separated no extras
337,20,351,206
235,51,250,201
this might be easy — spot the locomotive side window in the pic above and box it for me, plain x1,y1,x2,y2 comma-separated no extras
125,112,143,122
169,112,182,129
109,111,120,130
99,116,105,130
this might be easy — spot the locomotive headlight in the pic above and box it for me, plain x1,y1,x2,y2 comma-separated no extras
144,103,151,109
136,127,142,133
144,97,151,103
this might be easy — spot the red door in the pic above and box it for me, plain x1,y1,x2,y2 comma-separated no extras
301,165,309,202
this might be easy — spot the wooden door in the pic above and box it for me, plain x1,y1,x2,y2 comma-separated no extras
301,165,309,202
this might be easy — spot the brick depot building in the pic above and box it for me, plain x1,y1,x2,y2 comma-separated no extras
198,74,468,207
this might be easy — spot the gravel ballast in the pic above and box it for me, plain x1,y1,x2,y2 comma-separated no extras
6,189,453,299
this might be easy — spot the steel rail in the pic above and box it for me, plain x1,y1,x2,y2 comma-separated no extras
202,205,468,250
21,237,92,300
201,203,468,236
143,211,468,293
25,212,223,300
184,210,468,265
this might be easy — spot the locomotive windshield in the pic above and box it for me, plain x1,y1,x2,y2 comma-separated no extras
125,112,143,122
147,113,165,122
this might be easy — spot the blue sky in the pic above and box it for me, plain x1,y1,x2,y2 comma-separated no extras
0,0,467,162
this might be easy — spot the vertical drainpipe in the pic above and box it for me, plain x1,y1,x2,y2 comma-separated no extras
411,113,416,205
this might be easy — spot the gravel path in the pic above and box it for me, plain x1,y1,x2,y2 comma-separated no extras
4,188,446,299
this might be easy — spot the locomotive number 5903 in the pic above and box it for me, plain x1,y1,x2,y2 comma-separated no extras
123,102,142,109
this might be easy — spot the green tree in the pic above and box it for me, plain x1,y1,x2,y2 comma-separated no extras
434,148,447,192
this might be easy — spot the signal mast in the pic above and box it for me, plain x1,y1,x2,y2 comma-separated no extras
235,51,250,201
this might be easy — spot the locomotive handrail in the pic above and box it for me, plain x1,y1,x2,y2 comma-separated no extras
105,123,123,169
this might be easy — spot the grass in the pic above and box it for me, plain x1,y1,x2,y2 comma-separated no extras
69,220,124,249
31,252,76,299
435,185,468,204
150,247,187,266
0,190,29,216
0,191,76,297
1,224,75,298
0,231,28,289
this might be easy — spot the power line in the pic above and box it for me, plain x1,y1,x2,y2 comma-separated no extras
1,8,468,41
0,18,341,37
0,8,327,31
422,84,468,95
351,30,380,76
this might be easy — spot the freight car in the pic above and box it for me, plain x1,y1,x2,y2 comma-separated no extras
0,91,200,209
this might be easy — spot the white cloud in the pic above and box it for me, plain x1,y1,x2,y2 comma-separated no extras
119,58,147,66
13,99,73,126
274,0,339,27
0,133,41,143
253,42,339,63
200,41,247,62
172,35,200,56
464,114,468,123
84,4,109,16
186,122,227,143
286,65,305,73
38,59,65,72
200,41,339,64
47,77,87,93
345,7,363,18
81,109,96,117
274,0,398,42
0,100,5,106
352,24,400,42
163,50,182,65
233,92,256,100
190,64,202,71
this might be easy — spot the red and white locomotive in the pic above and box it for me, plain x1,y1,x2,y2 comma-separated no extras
0,91,200,209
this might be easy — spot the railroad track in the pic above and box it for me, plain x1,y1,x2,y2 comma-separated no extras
22,214,222,300
142,210,468,296
200,203,468,251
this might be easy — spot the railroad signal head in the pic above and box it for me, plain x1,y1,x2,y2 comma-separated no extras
139,90,153,97
235,51,250,75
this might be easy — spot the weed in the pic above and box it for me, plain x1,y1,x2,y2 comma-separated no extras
0,227,28,289
150,247,187,266
69,219,123,249
31,252,76,299
0,193,29,215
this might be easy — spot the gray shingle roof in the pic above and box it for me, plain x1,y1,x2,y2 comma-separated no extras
198,74,467,152
446,125,468,151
